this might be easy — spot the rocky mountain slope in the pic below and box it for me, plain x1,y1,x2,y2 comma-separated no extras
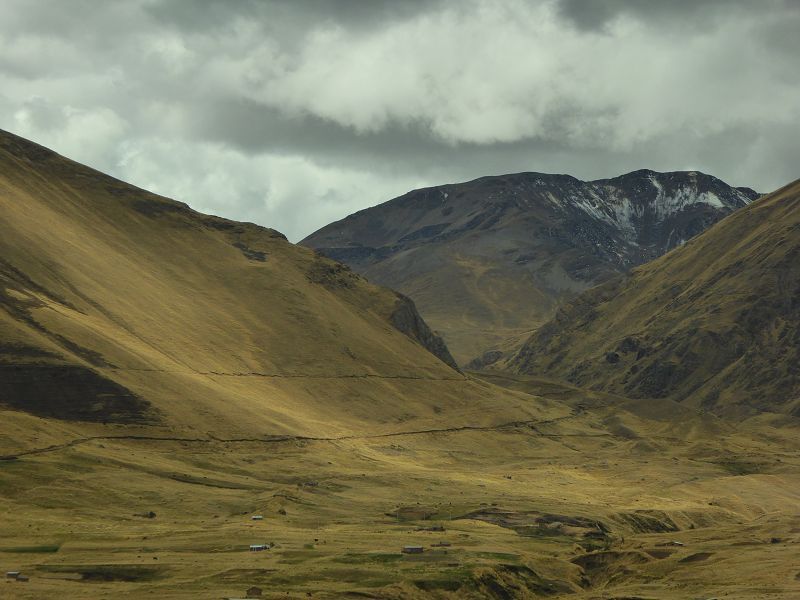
508,178,800,417
0,128,550,444
302,170,758,364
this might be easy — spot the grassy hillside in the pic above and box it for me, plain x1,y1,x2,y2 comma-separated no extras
0,128,546,446
508,179,800,417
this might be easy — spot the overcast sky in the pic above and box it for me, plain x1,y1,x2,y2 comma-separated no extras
2,0,799,241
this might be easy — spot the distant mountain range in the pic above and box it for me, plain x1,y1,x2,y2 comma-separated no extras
507,178,800,417
303,170,758,365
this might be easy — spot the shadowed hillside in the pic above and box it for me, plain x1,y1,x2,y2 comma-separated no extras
303,171,757,365
508,179,800,417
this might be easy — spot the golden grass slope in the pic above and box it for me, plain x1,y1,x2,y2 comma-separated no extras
0,129,544,447
508,179,800,417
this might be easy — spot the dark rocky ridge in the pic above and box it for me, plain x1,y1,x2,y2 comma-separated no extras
390,293,459,370
303,169,758,364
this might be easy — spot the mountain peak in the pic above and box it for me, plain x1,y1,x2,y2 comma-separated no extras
303,169,756,364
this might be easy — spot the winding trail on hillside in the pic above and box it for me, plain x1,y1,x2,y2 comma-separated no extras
0,412,605,460
106,367,470,381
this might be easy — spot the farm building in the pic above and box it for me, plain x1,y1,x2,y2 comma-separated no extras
657,540,685,547
402,545,424,554
251,515,263,520
249,543,270,552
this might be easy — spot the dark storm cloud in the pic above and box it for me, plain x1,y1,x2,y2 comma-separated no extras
1,0,798,240
556,0,799,30
145,0,447,32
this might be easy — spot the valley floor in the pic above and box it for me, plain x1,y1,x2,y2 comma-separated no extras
1,375,799,599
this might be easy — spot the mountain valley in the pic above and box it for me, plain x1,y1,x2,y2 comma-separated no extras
0,131,798,600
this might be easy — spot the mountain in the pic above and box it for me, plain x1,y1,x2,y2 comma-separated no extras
302,170,758,365
0,128,549,443
508,178,800,417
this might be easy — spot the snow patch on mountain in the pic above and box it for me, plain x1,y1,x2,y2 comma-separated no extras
561,174,746,235
572,190,612,224
651,187,722,220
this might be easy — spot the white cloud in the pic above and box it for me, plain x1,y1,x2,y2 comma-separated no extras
12,99,130,169
116,139,428,240
257,2,800,150
0,0,798,240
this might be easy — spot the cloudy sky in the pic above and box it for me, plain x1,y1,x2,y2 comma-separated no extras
2,0,799,241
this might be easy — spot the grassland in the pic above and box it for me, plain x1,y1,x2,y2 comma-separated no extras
2,373,799,599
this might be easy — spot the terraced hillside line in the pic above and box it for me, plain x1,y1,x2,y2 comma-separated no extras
198,370,468,381
0,412,604,460
102,367,468,381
